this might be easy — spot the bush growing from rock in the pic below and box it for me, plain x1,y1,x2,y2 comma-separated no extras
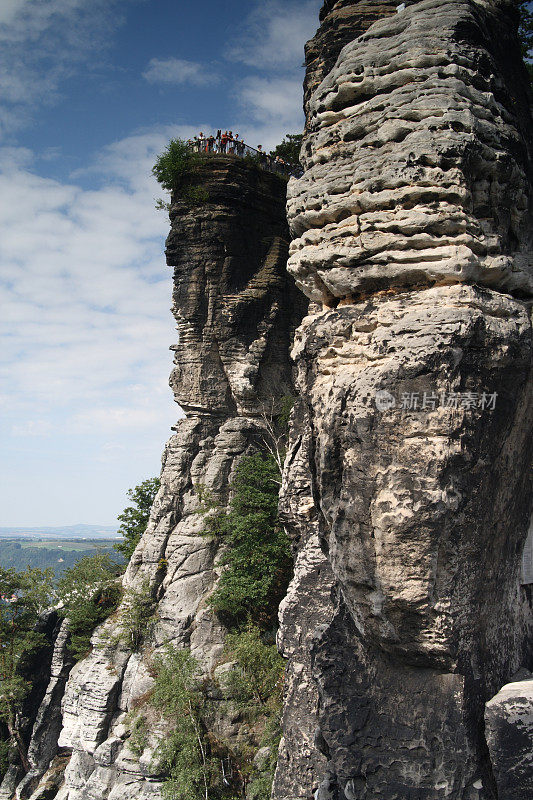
205,453,292,629
57,553,123,660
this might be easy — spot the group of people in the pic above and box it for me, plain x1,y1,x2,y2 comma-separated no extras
189,130,247,156
187,131,295,176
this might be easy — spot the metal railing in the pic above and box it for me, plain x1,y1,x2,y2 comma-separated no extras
187,136,301,178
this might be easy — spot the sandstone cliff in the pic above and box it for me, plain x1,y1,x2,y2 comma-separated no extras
4,2,533,799
275,1,533,798
5,158,303,800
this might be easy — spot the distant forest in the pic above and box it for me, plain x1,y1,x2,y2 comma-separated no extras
0,540,123,577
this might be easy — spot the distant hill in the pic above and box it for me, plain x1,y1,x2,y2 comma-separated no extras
0,524,118,540
0,538,124,577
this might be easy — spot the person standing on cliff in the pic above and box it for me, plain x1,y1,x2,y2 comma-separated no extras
221,131,228,153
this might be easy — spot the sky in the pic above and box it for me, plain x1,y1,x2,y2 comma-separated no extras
0,0,322,527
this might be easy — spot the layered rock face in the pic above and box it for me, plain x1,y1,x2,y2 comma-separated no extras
303,0,398,115
12,159,303,800
276,1,533,798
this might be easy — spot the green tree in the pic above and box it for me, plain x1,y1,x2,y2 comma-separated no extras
152,139,202,191
117,580,155,651
0,566,53,772
269,134,303,166
57,553,123,660
152,139,209,206
151,647,217,800
224,624,285,799
225,624,284,711
115,477,160,561
206,453,292,628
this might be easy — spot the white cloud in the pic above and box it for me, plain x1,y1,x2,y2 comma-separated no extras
0,126,199,524
223,1,321,148
236,76,304,129
0,126,201,433
143,57,217,87
0,0,136,139
226,0,321,71
11,420,52,437
0,0,36,28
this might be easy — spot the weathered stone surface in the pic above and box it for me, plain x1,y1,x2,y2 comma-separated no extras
0,611,66,800
273,399,336,800
277,285,533,798
304,0,398,116
485,674,533,799
276,1,533,798
165,157,304,416
16,620,73,800
290,0,533,303
13,159,303,800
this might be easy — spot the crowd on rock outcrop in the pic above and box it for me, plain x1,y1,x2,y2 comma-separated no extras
187,130,300,176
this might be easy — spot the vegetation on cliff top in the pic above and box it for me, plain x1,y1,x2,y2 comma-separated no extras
270,133,302,167
152,139,210,207
152,133,302,211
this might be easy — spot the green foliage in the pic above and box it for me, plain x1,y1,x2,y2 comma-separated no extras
115,477,160,562
142,633,284,799
117,580,155,651
224,624,284,712
242,152,263,168
152,647,202,724
206,454,292,628
57,553,123,660
155,197,171,213
269,134,303,166
152,138,203,191
182,185,210,207
0,566,54,771
277,394,295,434
128,714,149,758
152,138,210,207
224,625,284,800
152,647,224,800
0,540,122,578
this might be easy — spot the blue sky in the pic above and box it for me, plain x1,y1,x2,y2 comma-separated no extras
0,0,322,526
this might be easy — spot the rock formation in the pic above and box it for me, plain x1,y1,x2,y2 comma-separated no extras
7,158,303,800
485,671,533,799
275,0,533,798
4,2,533,799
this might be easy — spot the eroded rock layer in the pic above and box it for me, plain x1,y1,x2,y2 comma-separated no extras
11,159,303,800
276,1,533,798
291,0,533,303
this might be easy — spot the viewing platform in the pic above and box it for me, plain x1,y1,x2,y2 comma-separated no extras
187,134,302,178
